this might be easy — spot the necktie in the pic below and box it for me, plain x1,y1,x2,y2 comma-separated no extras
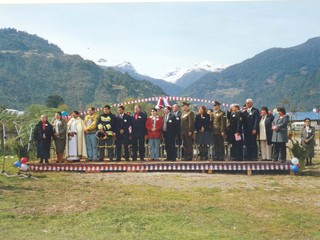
163,115,168,131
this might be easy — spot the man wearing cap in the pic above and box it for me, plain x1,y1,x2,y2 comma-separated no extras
243,99,260,160
180,101,195,161
97,105,116,161
211,101,226,160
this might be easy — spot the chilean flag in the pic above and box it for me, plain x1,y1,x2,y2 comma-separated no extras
155,97,172,109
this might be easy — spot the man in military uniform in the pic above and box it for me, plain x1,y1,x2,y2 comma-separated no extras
228,104,244,161
97,105,116,161
180,101,195,161
211,100,226,160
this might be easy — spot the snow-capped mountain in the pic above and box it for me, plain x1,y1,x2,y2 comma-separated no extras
96,59,183,95
96,59,137,74
163,61,227,88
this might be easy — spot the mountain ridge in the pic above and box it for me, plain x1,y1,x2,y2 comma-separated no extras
0,28,166,110
182,37,320,111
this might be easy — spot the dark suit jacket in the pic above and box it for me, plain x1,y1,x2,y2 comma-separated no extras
264,114,274,145
163,113,179,137
243,107,260,134
229,111,244,135
131,111,147,137
115,114,131,135
194,113,211,132
173,111,181,136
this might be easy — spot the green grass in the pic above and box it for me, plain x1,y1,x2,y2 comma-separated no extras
1,157,320,240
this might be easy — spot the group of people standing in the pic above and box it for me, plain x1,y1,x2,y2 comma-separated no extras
33,99,316,165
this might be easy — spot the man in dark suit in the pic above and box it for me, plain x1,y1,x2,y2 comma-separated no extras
163,106,179,161
243,99,260,160
228,104,244,161
173,104,182,157
131,105,147,161
115,106,131,161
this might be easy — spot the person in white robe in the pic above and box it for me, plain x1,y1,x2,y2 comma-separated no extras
65,111,87,161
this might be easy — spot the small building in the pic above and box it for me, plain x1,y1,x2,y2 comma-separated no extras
288,112,319,128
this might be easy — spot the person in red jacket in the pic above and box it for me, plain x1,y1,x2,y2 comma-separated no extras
146,108,163,161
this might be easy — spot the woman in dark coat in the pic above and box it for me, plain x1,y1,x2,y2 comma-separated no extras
195,106,212,160
34,114,54,163
300,118,316,166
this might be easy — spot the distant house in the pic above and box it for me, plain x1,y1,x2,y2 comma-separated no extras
5,109,24,116
288,112,319,128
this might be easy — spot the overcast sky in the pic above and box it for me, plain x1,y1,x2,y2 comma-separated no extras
0,1,320,78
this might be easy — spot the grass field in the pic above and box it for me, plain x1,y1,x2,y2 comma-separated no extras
1,155,320,240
